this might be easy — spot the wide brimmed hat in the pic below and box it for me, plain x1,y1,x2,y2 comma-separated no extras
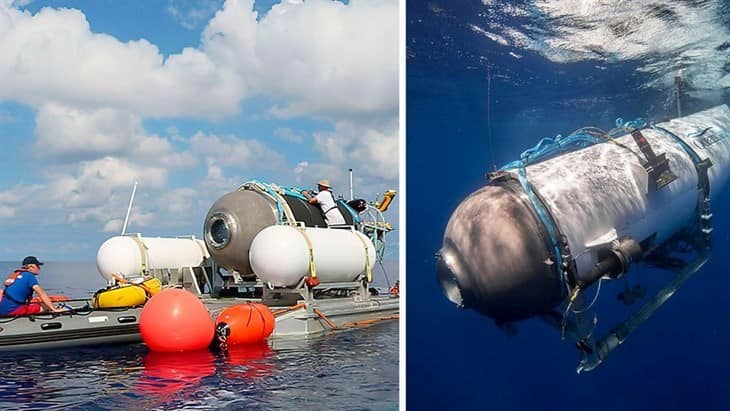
317,179,331,188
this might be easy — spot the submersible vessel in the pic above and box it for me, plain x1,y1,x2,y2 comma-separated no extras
437,104,730,372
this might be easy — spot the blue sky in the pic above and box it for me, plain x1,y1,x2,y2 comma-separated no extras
0,0,399,262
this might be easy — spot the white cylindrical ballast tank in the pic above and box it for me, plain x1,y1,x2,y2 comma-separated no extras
96,235,209,281
249,225,376,287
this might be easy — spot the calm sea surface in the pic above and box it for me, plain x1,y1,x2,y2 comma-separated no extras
0,262,398,410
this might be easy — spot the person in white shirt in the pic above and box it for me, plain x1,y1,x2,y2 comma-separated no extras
307,179,346,226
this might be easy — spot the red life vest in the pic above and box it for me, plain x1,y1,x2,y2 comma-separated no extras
4,269,24,287
1,269,31,305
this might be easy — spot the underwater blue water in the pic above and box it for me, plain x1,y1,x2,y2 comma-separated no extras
0,262,398,410
408,1,730,410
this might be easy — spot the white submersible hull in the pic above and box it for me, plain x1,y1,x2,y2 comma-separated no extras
437,105,730,369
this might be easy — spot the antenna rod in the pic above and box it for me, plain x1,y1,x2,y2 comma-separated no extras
487,65,495,170
675,69,682,117
349,168,354,200
121,181,138,235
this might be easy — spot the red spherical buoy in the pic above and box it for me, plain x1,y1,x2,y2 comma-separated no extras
215,303,275,345
140,288,214,352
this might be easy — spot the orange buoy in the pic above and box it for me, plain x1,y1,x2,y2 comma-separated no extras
140,288,214,352
214,303,275,346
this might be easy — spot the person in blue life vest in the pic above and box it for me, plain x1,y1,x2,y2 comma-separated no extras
305,179,346,226
0,256,67,316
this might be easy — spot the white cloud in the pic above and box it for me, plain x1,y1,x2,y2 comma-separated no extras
158,187,198,215
274,127,304,143
290,161,348,193
0,184,44,220
189,131,286,169
68,207,110,225
167,0,224,30
284,119,398,200
293,160,309,179
294,160,308,168
206,161,225,180
349,127,398,181
34,103,199,167
313,119,398,181
0,206,15,218
47,157,168,209
102,219,123,233
252,0,399,119
0,0,397,120
69,202,154,229
35,103,142,160
132,134,198,168
0,190,23,204
0,5,242,117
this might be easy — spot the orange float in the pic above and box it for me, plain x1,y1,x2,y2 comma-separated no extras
139,288,214,352
214,303,275,345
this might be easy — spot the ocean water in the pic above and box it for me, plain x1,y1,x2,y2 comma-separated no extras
0,262,398,410
407,1,730,410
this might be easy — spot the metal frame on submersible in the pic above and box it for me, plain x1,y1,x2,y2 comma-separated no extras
488,118,715,373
